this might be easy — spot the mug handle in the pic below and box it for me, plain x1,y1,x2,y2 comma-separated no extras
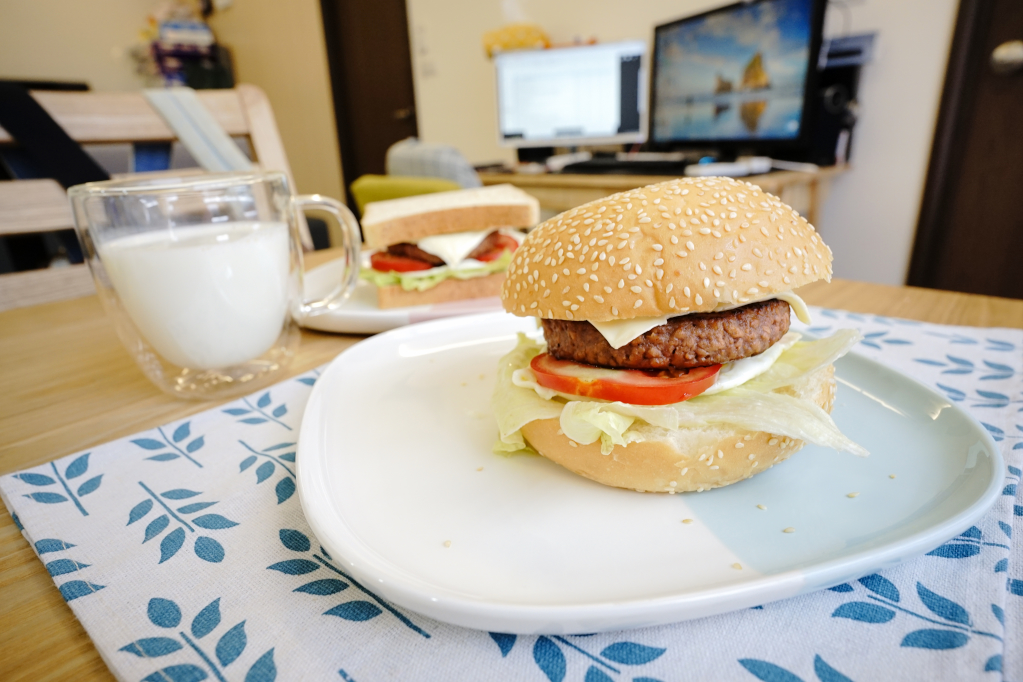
292,194,361,317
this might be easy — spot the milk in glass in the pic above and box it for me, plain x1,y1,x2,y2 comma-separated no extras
100,222,291,370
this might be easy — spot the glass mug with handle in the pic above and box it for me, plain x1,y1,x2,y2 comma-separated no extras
69,171,360,400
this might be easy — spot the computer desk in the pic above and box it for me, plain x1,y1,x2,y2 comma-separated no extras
478,165,847,227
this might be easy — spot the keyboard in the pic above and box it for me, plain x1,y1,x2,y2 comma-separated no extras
557,157,691,176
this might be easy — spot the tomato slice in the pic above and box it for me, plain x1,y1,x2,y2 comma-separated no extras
529,353,721,405
370,251,434,273
471,233,520,262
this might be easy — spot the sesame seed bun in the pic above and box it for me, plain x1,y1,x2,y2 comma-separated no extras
520,364,836,493
501,177,833,322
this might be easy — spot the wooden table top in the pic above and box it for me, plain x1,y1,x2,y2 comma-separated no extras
1,248,1021,680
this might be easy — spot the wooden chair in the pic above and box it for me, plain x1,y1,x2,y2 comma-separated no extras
0,84,299,312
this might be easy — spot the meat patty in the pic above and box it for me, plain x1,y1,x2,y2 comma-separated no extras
386,242,445,267
542,299,791,369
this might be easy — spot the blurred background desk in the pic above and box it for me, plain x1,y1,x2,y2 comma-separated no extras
479,167,846,227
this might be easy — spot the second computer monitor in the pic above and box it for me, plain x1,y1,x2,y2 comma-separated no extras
495,41,647,148
650,0,825,147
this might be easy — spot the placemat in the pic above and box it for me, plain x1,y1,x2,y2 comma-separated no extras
2,307,1021,682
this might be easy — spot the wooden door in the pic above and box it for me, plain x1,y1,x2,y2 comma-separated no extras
320,0,419,204
909,0,1023,299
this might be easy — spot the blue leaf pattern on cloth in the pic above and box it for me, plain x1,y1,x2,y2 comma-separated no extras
132,438,166,450
143,515,169,542
59,580,105,601
148,598,182,628
120,637,183,657
584,666,614,682
45,558,89,576
173,423,191,443
159,528,186,563
986,655,1003,672
16,473,56,486
178,501,217,514
901,629,968,650
992,604,1004,624
255,461,275,484
267,559,319,575
191,598,221,638
194,536,225,563
35,539,74,554
161,489,201,499
147,454,179,462
737,658,804,682
216,621,247,666
916,583,970,625
257,393,272,408
275,478,295,504
24,491,68,504
927,543,981,559
858,574,900,602
279,529,311,552
599,642,665,665
489,632,516,657
65,453,90,479
77,475,102,497
827,583,853,593
814,655,854,682
245,648,276,682
832,602,895,623
141,664,207,682
240,456,257,472
294,579,347,595
324,601,382,621
192,514,238,530
533,636,566,682
128,499,153,525
186,437,205,453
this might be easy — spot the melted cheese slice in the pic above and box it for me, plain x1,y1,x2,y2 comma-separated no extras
590,291,812,349
415,229,524,269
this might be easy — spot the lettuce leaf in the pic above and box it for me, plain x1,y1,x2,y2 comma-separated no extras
492,332,868,458
361,250,513,292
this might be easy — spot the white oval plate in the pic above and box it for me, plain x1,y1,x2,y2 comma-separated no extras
297,312,1002,634
296,258,503,334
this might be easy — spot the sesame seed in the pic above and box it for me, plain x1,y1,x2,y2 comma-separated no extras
684,286,691,297
699,227,711,235
631,285,642,293
710,465,720,470
748,453,755,460
889,474,896,479
783,527,795,533
682,518,694,524
680,467,688,475
732,563,743,570
612,306,619,315
712,265,723,275
444,540,452,547
634,300,643,308
735,442,744,448
695,294,703,305
847,492,860,498
757,504,766,510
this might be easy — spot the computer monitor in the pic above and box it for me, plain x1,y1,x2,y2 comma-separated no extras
650,0,826,150
495,41,646,148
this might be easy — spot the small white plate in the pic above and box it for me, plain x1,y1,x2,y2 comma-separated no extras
296,258,503,334
296,312,1003,634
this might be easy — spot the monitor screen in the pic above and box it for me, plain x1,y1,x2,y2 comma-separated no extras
651,0,823,145
495,41,646,148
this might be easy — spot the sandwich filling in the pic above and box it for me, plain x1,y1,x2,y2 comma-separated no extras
362,229,524,292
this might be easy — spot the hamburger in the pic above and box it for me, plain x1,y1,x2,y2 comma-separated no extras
360,184,540,308
492,177,866,493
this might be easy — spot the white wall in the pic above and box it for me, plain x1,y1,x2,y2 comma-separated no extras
405,0,960,286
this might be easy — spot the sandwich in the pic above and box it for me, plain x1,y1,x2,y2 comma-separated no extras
492,177,866,493
360,184,540,308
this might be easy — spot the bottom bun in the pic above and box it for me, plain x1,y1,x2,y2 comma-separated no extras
376,272,505,309
520,364,837,493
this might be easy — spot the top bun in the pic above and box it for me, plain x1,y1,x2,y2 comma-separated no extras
501,177,833,322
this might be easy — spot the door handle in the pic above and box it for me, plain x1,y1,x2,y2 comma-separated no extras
991,40,1023,74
